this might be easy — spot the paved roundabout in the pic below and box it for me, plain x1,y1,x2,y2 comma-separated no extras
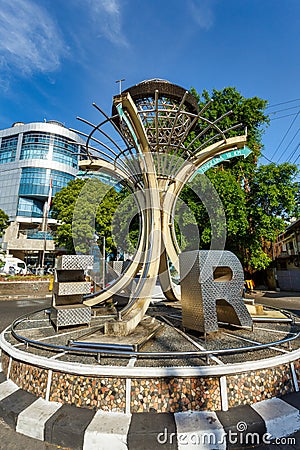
1,301,300,449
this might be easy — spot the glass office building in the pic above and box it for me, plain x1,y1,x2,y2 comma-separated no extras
0,121,83,262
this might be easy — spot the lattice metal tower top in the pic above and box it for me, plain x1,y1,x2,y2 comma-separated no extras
112,79,199,154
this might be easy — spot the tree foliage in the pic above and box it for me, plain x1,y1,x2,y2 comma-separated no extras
51,178,125,255
182,87,299,273
0,209,9,237
190,86,269,154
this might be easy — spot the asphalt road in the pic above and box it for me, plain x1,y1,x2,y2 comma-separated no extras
0,298,65,450
0,293,299,449
0,298,51,332
251,290,300,316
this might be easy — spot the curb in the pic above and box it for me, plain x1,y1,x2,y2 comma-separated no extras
0,374,299,449
0,294,52,301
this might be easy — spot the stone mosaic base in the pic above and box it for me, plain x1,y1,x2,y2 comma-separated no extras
131,377,220,412
10,359,48,398
227,365,294,408
49,372,126,412
1,351,299,413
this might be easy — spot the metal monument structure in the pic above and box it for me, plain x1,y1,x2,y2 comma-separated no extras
2,80,300,445
76,79,252,336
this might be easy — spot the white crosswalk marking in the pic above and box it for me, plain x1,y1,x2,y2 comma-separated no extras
175,410,226,450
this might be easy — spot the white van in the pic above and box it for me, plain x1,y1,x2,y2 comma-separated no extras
0,257,27,275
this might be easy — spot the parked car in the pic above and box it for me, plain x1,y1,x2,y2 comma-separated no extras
0,257,28,275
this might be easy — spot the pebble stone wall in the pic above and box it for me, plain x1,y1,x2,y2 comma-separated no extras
294,360,300,383
131,377,221,412
1,352,9,376
10,360,48,398
227,364,294,408
49,372,126,412
1,351,298,413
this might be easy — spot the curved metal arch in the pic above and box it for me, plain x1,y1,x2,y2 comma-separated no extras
75,117,143,188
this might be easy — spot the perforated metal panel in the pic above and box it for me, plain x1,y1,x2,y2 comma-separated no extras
56,255,94,271
111,260,131,274
50,305,91,330
179,250,253,334
51,255,93,329
53,281,91,296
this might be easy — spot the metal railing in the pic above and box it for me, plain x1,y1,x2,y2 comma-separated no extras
10,307,300,361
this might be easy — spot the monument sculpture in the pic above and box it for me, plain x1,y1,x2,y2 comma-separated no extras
76,78,252,337
1,80,299,449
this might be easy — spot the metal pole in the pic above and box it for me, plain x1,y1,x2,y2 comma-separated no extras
116,79,125,95
102,236,106,289
40,201,48,272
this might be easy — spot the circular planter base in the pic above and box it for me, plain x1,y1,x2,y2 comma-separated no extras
1,306,300,414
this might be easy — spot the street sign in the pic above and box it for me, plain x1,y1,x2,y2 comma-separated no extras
196,146,252,174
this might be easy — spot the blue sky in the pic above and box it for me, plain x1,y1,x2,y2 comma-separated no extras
0,0,299,164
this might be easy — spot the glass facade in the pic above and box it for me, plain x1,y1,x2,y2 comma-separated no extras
19,167,74,198
17,167,74,217
17,197,44,218
20,132,79,168
51,168,74,194
0,122,81,227
0,135,18,164
20,132,51,160
53,134,78,167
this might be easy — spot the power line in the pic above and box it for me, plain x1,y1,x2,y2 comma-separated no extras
292,143,300,164
270,112,299,121
278,127,300,162
269,105,300,115
270,110,300,160
266,98,300,109
288,142,300,164
260,153,274,163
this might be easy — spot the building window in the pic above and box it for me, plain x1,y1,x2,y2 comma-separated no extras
19,167,51,197
19,167,74,198
53,134,79,168
20,132,51,160
17,197,44,218
0,135,18,164
51,168,74,194
20,131,79,168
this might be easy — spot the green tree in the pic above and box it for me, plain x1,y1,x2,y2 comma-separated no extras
0,209,9,237
0,208,9,269
190,86,269,155
244,162,299,271
111,192,140,255
51,178,125,254
182,87,299,273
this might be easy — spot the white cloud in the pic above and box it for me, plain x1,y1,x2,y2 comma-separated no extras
87,0,129,46
189,0,216,30
0,0,65,75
